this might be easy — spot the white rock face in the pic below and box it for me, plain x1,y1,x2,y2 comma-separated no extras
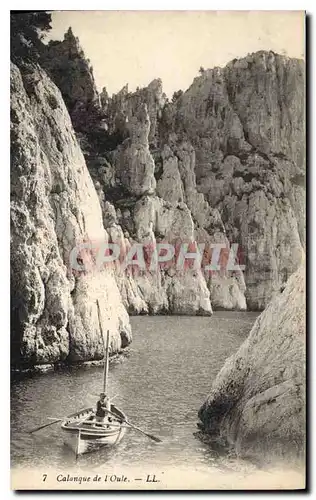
199,264,305,459
11,63,131,366
157,146,184,204
109,194,213,315
160,143,247,310
101,103,214,315
101,101,244,314
169,51,305,309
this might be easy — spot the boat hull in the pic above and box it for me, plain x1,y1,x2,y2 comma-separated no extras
63,424,126,455
61,405,127,455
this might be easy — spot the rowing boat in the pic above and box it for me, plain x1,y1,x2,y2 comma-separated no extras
29,301,161,450
61,300,127,455
61,404,127,455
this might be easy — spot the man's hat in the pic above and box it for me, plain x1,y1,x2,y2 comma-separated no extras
100,392,106,397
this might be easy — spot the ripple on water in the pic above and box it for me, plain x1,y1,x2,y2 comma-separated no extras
12,313,260,473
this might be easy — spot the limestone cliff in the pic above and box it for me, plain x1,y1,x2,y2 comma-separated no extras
86,75,246,312
41,30,305,312
41,31,218,314
10,62,131,367
198,264,305,459
90,50,305,311
166,52,305,309
99,103,213,315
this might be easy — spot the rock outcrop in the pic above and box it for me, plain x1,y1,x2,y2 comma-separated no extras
10,62,131,367
106,79,167,148
10,22,306,373
113,103,157,197
40,31,217,314
198,264,305,459
42,27,103,134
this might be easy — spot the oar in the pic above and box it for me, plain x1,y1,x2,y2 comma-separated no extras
106,409,162,443
29,407,91,433
28,418,62,433
174,421,199,426
124,420,162,443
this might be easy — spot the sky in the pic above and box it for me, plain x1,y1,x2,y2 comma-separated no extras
46,10,305,98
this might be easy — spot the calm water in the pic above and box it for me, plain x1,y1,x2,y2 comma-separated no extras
11,313,259,474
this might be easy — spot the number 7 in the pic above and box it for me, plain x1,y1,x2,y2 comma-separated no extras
42,474,47,482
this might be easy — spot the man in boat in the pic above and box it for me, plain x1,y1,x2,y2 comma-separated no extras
95,393,112,423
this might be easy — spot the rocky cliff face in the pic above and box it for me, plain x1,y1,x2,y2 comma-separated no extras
94,50,305,311
40,31,305,312
198,264,305,459
40,31,226,314
11,62,131,367
165,52,305,309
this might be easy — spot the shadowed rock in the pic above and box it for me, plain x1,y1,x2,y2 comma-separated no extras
198,263,305,459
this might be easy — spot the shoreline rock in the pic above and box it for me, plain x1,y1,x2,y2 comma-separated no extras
11,347,131,378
